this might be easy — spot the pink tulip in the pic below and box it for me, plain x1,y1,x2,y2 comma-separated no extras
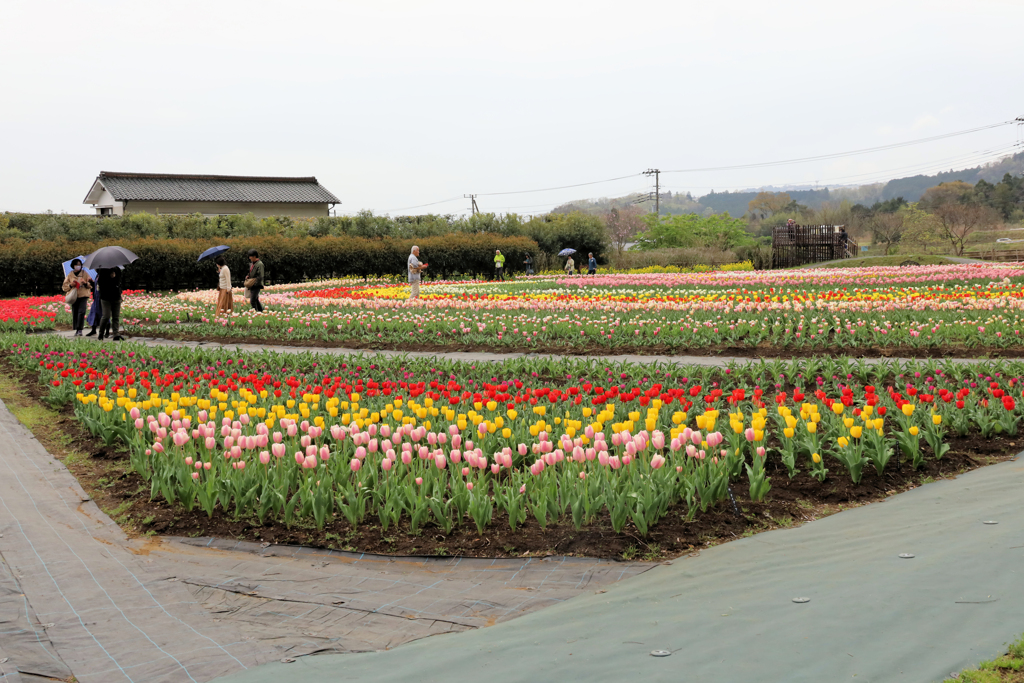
450,448,462,463
287,424,298,437
273,431,283,443
386,448,396,460
438,432,447,445
368,438,378,453
652,431,665,450
158,413,171,428
272,443,285,458
380,424,392,438
355,446,367,460
402,451,412,465
367,423,377,436
579,471,587,480
191,471,200,480
686,444,697,458
434,453,447,469
744,428,755,442
756,446,766,457
135,418,144,430
415,477,423,485
300,435,311,448
129,407,141,419
491,463,501,475
707,432,724,448
198,410,208,422
452,434,462,448
611,433,622,447
256,433,268,448
230,446,241,459
256,423,269,436
259,451,270,464
381,458,393,471
585,425,595,439
651,454,665,469
518,443,528,456
462,466,470,476
347,457,359,472
240,414,250,425
609,455,621,470
153,442,164,453
295,451,304,465
185,456,193,465
622,454,632,466
598,450,609,466
300,420,309,433
419,445,429,459
466,482,474,491
320,445,331,460
204,461,211,470
237,460,246,470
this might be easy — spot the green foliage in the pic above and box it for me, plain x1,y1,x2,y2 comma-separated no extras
1,210,529,245
0,234,538,296
635,212,754,251
522,211,609,260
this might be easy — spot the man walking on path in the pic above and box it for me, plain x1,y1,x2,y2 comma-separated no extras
245,250,265,312
494,249,505,280
588,252,597,275
408,245,427,299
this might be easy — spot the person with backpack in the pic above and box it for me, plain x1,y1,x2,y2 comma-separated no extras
244,249,265,312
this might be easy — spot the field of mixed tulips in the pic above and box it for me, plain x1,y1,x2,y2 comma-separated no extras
8,263,1024,354
7,333,1022,555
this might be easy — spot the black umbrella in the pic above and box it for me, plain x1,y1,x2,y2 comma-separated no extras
83,246,139,270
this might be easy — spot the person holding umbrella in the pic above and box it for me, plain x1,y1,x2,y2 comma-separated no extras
61,258,92,336
83,245,138,341
95,268,123,340
215,256,233,316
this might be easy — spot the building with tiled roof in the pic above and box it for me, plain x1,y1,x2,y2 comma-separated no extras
83,172,341,217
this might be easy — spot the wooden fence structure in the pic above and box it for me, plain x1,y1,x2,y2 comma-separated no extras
771,224,858,268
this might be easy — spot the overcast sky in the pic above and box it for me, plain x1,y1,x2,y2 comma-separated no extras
2,0,1022,216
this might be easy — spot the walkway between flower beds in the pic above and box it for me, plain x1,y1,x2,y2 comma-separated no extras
215,452,1024,683
0,399,652,683
52,330,990,367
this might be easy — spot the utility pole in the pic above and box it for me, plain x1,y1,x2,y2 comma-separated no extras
464,194,479,216
642,169,660,216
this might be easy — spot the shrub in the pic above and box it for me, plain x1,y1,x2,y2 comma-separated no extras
0,235,538,297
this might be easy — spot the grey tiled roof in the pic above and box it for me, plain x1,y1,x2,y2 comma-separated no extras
96,172,340,204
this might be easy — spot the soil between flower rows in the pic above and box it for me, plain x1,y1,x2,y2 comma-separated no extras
58,325,1024,360
4,359,1019,561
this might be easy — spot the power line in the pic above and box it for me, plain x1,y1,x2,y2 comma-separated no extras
661,120,1015,174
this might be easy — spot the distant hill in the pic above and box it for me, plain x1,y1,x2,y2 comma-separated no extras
551,151,1024,217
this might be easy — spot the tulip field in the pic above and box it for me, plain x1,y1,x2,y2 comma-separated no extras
8,263,1024,354
6,331,1022,556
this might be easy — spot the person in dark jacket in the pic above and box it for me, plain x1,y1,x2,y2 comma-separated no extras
96,268,123,341
85,278,100,336
245,250,265,312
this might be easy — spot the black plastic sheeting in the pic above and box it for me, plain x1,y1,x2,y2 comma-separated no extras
215,453,1024,683
0,401,651,682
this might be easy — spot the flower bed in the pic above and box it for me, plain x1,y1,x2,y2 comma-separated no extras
10,335,1022,555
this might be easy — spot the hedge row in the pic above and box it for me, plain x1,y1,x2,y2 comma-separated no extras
0,235,539,297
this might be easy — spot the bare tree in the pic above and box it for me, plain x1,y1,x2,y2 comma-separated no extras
747,191,792,220
605,206,647,257
868,212,907,255
933,203,996,256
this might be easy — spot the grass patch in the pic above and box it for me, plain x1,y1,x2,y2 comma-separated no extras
944,632,1024,682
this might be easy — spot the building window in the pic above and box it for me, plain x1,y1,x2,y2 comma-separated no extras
99,207,113,216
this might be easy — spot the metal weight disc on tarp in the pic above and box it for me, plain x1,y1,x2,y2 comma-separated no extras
650,650,672,657
792,597,810,603
983,521,998,525
899,553,915,559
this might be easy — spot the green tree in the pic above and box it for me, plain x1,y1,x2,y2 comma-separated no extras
634,212,753,250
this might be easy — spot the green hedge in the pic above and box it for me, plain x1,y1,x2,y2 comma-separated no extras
0,235,538,296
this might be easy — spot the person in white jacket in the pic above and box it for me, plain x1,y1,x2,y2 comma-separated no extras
215,256,233,315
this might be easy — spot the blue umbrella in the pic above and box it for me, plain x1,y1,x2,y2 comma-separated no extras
62,256,97,280
558,248,577,257
197,245,230,263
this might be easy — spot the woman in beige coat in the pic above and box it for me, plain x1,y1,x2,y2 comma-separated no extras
62,258,93,336
215,256,233,316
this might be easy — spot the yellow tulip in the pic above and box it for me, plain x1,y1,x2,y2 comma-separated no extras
838,436,849,448
901,403,915,417
832,403,844,415
806,421,817,434
932,414,942,425
783,427,795,439
909,426,919,436
850,426,862,439
812,452,821,464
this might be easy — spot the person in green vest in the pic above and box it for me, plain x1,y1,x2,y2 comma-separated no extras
494,249,506,280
